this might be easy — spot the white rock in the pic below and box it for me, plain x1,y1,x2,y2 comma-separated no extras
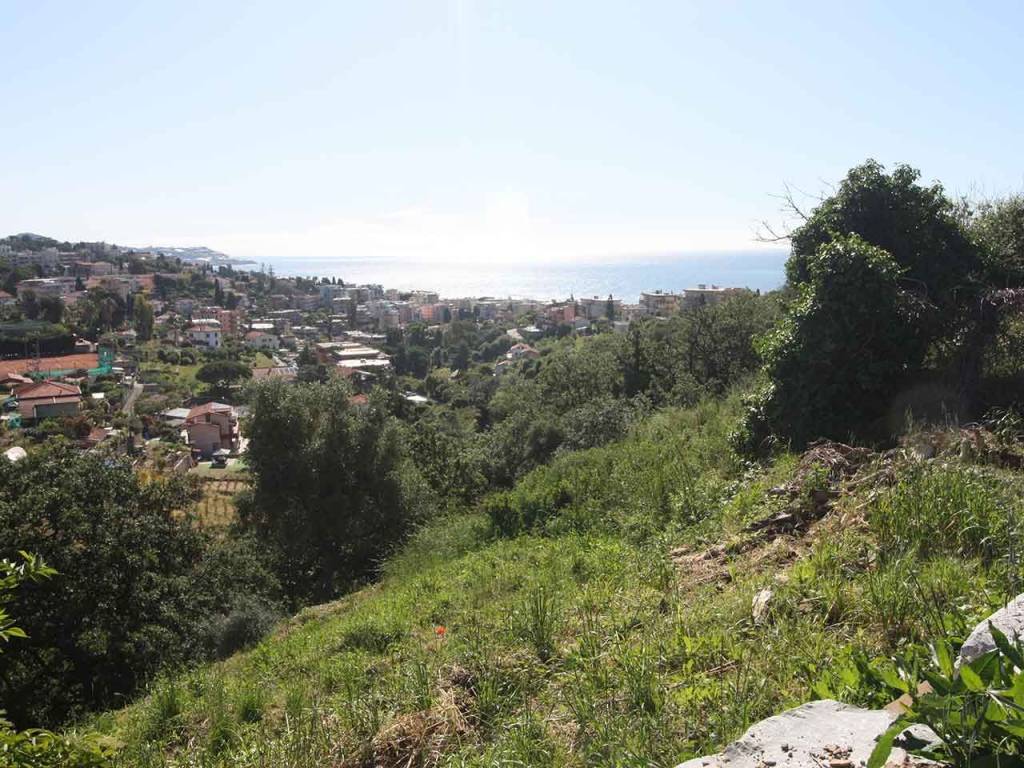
751,588,773,625
675,700,929,768
3,446,26,463
959,593,1024,667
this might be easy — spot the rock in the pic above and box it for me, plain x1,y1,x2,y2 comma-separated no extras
959,593,1024,666
674,700,933,768
751,588,773,625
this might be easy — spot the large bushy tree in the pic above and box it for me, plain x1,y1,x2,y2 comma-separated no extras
0,445,278,727
741,161,986,450
196,359,252,396
787,161,979,321
739,236,925,450
238,379,434,602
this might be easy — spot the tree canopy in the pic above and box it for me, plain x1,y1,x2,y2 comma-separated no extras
238,379,434,602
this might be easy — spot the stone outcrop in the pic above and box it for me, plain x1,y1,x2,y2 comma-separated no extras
675,700,930,768
958,594,1024,666
677,596,1024,768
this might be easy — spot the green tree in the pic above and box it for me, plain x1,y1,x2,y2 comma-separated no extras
20,290,39,321
38,296,64,324
0,552,55,651
739,161,990,451
973,195,1024,287
786,161,979,325
238,379,433,602
0,553,112,767
0,446,203,726
739,236,924,451
132,294,154,341
196,360,252,396
0,445,278,727
75,289,125,336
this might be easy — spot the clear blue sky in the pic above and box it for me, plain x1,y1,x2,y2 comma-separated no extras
2,1,1022,264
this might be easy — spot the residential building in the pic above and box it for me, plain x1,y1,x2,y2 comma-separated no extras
639,290,683,317
71,260,114,277
16,277,77,299
292,293,319,311
175,298,196,316
506,342,540,361
187,323,222,348
410,290,440,305
184,402,239,458
578,295,620,321
13,380,82,423
545,302,576,325
319,283,348,308
8,247,61,271
681,284,741,309
244,330,279,351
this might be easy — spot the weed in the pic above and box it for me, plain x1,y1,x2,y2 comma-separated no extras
516,585,561,663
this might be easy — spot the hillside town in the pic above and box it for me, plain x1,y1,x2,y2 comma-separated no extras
0,233,745,474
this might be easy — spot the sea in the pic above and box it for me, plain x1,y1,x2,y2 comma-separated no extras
250,250,788,304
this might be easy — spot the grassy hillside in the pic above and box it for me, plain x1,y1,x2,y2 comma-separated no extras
93,399,1024,767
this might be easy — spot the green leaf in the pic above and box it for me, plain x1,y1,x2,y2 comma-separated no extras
960,664,986,693
934,638,954,678
874,665,911,694
996,718,1024,738
867,719,908,768
990,624,1024,670
922,668,953,696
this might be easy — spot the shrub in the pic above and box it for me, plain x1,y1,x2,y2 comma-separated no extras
202,597,281,660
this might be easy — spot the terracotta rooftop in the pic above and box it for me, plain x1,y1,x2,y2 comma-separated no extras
14,380,82,400
186,402,234,419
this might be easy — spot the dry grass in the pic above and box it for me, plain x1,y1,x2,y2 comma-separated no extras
194,477,247,529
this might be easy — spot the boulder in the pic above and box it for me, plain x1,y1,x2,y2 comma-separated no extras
675,700,931,768
959,593,1024,667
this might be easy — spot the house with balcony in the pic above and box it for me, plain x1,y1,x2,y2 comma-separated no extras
187,323,222,349
184,402,239,458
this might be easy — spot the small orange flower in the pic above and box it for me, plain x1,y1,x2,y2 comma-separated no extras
435,625,447,638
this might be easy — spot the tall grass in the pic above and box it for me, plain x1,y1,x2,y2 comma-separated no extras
96,405,1024,768
872,463,1020,565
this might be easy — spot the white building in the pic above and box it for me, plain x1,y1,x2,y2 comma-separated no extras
188,323,222,348
244,330,279,351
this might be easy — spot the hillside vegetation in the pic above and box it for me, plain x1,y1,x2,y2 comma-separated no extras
92,397,1024,766
5,160,1024,766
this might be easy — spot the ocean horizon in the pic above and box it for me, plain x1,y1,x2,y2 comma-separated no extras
253,250,788,304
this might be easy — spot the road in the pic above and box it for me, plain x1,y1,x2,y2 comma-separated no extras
122,382,143,415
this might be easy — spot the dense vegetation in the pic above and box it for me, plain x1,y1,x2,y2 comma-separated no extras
2,160,1024,766
741,161,1024,452
0,445,280,728
92,401,1024,766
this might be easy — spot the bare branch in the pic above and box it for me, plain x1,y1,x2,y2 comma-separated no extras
755,220,792,243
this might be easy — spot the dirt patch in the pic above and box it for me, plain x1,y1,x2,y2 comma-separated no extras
672,440,890,584
194,477,248,528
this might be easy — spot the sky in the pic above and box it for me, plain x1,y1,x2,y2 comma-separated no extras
2,0,1023,265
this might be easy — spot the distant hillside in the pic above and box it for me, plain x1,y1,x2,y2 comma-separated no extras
1,233,254,265
141,245,255,265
